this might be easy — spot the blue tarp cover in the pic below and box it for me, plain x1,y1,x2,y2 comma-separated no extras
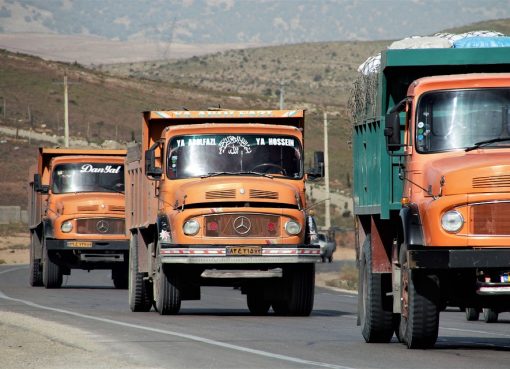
454,36,510,48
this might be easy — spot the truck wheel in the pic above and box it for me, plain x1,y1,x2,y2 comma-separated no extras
155,264,181,315
112,267,128,289
271,301,289,315
483,308,498,323
247,290,271,315
288,263,315,316
465,307,479,321
29,232,43,287
42,240,62,289
359,235,394,343
270,264,314,316
399,245,439,349
128,233,152,312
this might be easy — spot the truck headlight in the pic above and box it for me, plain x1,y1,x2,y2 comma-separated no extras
441,210,464,233
61,220,73,233
285,220,301,235
183,219,200,236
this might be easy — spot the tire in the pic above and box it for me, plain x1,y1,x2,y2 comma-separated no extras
465,307,479,321
271,264,314,316
247,289,271,315
128,232,152,312
42,238,62,289
271,301,289,315
483,308,498,323
155,263,181,315
29,232,43,287
288,264,315,316
399,244,439,349
112,267,128,289
359,235,394,343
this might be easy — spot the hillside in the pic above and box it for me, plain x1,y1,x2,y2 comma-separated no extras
0,49,272,207
0,48,355,221
443,18,510,36
2,17,509,225
96,40,389,107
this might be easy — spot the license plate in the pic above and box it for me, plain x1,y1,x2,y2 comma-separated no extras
67,241,93,248
226,246,262,256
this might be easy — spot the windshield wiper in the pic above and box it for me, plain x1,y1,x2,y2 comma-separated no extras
465,137,510,152
238,171,274,178
200,171,237,178
96,184,125,194
201,171,273,179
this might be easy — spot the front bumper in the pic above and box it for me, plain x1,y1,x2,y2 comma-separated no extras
408,248,510,269
46,239,129,251
159,244,320,264
45,239,129,269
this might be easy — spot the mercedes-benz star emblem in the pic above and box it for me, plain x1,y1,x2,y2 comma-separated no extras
233,216,251,235
96,220,110,234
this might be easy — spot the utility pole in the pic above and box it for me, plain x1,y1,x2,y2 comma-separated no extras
53,71,79,148
64,73,69,147
279,81,285,109
324,112,331,229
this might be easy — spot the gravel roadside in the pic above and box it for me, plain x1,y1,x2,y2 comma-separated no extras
0,311,157,369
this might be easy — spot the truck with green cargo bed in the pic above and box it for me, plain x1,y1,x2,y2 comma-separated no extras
353,46,510,348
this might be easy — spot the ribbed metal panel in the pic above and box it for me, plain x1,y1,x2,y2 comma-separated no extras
204,213,279,238
108,205,125,212
77,205,99,212
473,175,510,188
471,202,510,235
205,189,236,199
76,218,125,235
250,189,278,199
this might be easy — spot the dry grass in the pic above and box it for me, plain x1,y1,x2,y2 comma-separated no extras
324,265,358,291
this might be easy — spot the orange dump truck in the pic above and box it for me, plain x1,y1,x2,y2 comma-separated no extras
126,110,323,315
28,148,128,288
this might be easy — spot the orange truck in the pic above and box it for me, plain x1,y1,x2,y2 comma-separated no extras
353,47,510,348
126,109,323,315
28,148,129,288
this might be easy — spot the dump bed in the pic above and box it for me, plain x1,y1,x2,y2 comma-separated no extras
352,47,510,219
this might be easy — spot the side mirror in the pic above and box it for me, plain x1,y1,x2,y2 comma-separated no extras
145,141,163,179
307,151,324,179
33,173,49,194
384,111,401,151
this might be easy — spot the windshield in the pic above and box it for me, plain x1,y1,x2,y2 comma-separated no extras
51,163,124,194
416,88,510,153
167,134,303,179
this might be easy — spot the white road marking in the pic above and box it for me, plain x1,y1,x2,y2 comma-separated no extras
440,326,510,338
0,266,27,274
0,288,355,369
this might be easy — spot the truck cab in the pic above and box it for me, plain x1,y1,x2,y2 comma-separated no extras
127,110,322,315
28,148,129,288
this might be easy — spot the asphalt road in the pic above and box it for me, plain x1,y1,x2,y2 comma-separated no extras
1,264,509,369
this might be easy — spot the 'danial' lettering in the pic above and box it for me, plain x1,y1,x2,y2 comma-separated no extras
80,164,121,174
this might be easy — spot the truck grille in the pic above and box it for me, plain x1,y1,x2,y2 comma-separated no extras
109,205,125,212
76,218,125,235
471,202,510,235
77,205,99,212
206,189,236,199
250,189,278,199
205,188,279,200
473,175,510,188
204,213,280,237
